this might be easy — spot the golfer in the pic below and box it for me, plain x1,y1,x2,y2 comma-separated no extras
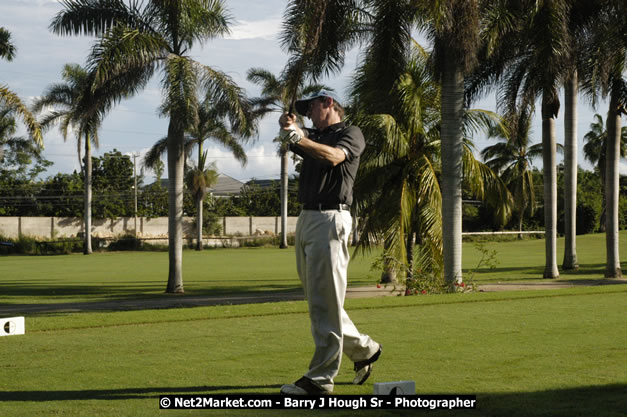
278,90,381,395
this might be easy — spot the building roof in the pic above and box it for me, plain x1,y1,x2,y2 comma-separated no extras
144,174,245,196
209,174,245,196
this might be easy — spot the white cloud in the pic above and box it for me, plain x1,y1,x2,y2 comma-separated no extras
227,18,282,41
202,143,296,183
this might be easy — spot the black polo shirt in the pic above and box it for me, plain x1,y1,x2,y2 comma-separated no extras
290,122,365,206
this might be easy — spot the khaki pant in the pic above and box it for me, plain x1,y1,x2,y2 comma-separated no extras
295,209,379,392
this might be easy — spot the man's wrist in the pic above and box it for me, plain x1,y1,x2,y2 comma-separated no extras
280,127,302,145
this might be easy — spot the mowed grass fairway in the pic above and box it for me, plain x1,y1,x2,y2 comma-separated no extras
1,287,626,416
1,231,625,305
0,231,626,416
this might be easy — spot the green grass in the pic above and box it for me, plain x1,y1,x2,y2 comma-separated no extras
462,231,627,283
1,286,626,416
1,231,625,305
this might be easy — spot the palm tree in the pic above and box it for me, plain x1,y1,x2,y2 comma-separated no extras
0,27,42,147
0,28,16,60
561,0,604,271
33,63,116,254
482,104,544,236
562,71,578,270
51,0,255,292
280,0,364,108
186,96,250,250
417,0,481,286
583,113,627,193
583,114,627,235
352,45,444,278
469,0,580,279
353,43,512,290
246,68,328,248
144,94,252,251
580,1,626,278
185,153,219,250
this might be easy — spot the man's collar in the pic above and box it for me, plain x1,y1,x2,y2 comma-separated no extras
320,121,346,134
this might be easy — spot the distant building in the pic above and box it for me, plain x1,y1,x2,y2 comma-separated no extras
209,174,245,197
145,174,245,197
244,179,280,189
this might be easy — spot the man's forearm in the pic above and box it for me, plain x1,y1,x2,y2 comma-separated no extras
293,137,346,166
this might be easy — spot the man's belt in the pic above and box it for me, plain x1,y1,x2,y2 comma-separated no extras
303,203,350,211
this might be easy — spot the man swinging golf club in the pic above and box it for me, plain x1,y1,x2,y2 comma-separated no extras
278,90,381,395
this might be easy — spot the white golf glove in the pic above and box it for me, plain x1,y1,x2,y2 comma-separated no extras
279,125,302,145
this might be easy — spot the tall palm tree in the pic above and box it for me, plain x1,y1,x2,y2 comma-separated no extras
417,0,481,285
33,63,116,254
0,27,42,147
469,0,579,279
583,114,627,206
353,43,512,290
186,96,250,250
580,0,626,278
144,94,252,251
561,0,604,271
583,114,627,249
482,104,544,236
562,70,578,270
51,0,255,292
185,153,219,250
246,68,328,248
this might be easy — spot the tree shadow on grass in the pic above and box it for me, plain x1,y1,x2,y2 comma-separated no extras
0,385,283,402
0,285,306,315
0,384,625,416
468,262,627,283
0,281,302,299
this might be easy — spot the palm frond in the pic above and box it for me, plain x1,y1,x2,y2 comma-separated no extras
160,55,199,128
32,84,75,113
175,0,231,49
88,25,167,90
143,136,169,169
463,142,513,225
462,108,504,138
0,27,17,61
0,86,43,147
51,0,149,37
198,63,257,139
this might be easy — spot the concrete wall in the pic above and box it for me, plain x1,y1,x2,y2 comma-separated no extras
0,216,299,240
0,217,19,238
223,216,298,236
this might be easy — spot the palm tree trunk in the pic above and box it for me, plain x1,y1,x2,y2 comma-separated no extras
83,134,92,255
441,60,464,287
166,118,185,293
196,196,203,251
196,140,204,252
380,239,397,284
406,231,415,281
541,91,559,279
562,71,578,270
279,148,288,249
351,213,359,246
604,89,623,278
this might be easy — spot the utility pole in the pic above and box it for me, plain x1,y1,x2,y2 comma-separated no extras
133,153,138,248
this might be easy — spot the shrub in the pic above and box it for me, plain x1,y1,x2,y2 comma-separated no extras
0,235,82,255
620,196,627,230
577,202,600,235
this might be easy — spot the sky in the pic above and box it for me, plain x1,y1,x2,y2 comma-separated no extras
1,0,625,185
